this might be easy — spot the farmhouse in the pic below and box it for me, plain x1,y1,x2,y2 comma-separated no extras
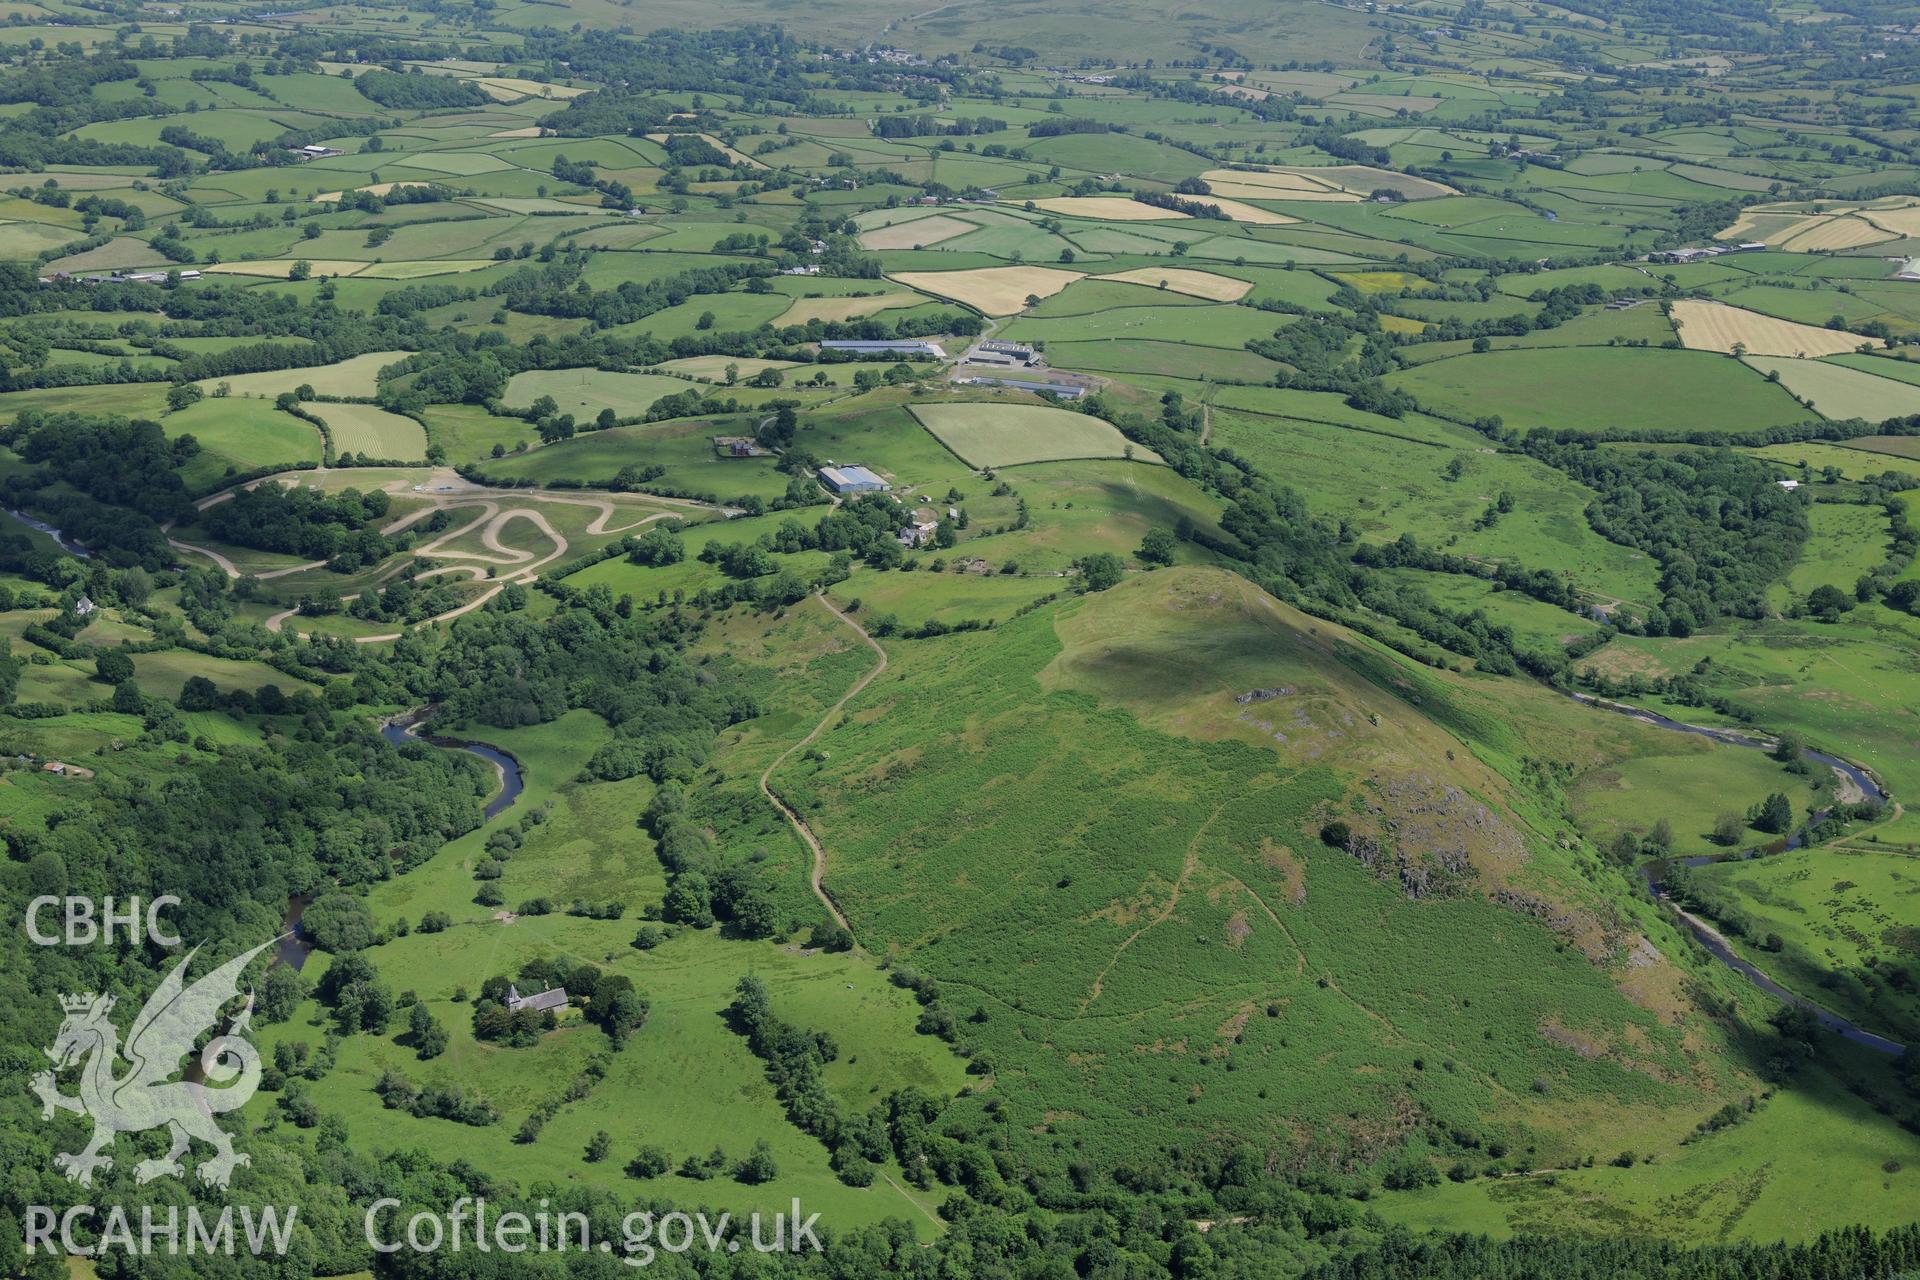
41,761,95,780
819,339,946,358
819,464,889,494
898,519,939,547
291,144,344,160
72,595,96,618
504,984,568,1014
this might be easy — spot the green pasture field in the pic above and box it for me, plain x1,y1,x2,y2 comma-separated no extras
1207,387,1466,444
1208,406,1660,605
909,402,1162,468
40,236,168,273
1043,338,1283,382
1024,280,1218,316
1744,441,1920,485
1376,567,1599,653
1774,500,1894,605
1375,1061,1920,1242
312,402,429,459
195,351,412,399
1387,346,1812,435
1000,303,1280,349
1396,304,1676,359
473,416,790,502
1847,438,1920,471
1569,732,1822,857
1222,265,1348,309
500,369,696,419
250,696,961,1235
254,921,959,1232
1745,355,1920,422
1709,282,1891,331
77,108,317,152
1022,132,1210,182
73,612,153,647
654,355,799,381
418,403,534,464
10,654,97,705
1577,620,1920,844
39,347,171,374
128,648,320,701
1825,351,1920,386
791,400,1005,494
1492,264,1662,296
163,396,324,490
0,221,84,258
825,568,1066,630
600,292,794,339
1688,845,1920,1042
953,457,1227,576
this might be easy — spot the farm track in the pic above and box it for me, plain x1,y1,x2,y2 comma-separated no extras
758,593,889,938
1080,801,1229,1013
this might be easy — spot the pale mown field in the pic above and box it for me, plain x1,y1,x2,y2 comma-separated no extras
1671,300,1884,357
890,266,1084,315
1096,267,1253,301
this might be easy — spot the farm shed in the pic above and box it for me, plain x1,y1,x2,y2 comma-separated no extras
819,464,890,494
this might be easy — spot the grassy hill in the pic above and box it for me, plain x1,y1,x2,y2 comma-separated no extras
767,567,1772,1183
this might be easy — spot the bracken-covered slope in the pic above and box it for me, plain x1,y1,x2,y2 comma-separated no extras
774,566,1765,1186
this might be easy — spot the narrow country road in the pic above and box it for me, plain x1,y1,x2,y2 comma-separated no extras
758,592,887,938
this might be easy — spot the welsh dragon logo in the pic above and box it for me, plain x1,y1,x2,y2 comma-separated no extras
31,938,277,1189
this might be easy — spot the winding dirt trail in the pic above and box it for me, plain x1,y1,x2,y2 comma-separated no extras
171,470,716,641
758,593,887,937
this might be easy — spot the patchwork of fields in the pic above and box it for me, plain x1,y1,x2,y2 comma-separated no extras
1,9,1918,1275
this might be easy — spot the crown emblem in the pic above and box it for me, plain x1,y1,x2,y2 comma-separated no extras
38,938,278,1191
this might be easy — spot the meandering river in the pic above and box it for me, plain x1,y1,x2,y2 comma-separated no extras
274,713,525,971
379,711,526,820
1573,693,1906,1057
4,508,90,558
